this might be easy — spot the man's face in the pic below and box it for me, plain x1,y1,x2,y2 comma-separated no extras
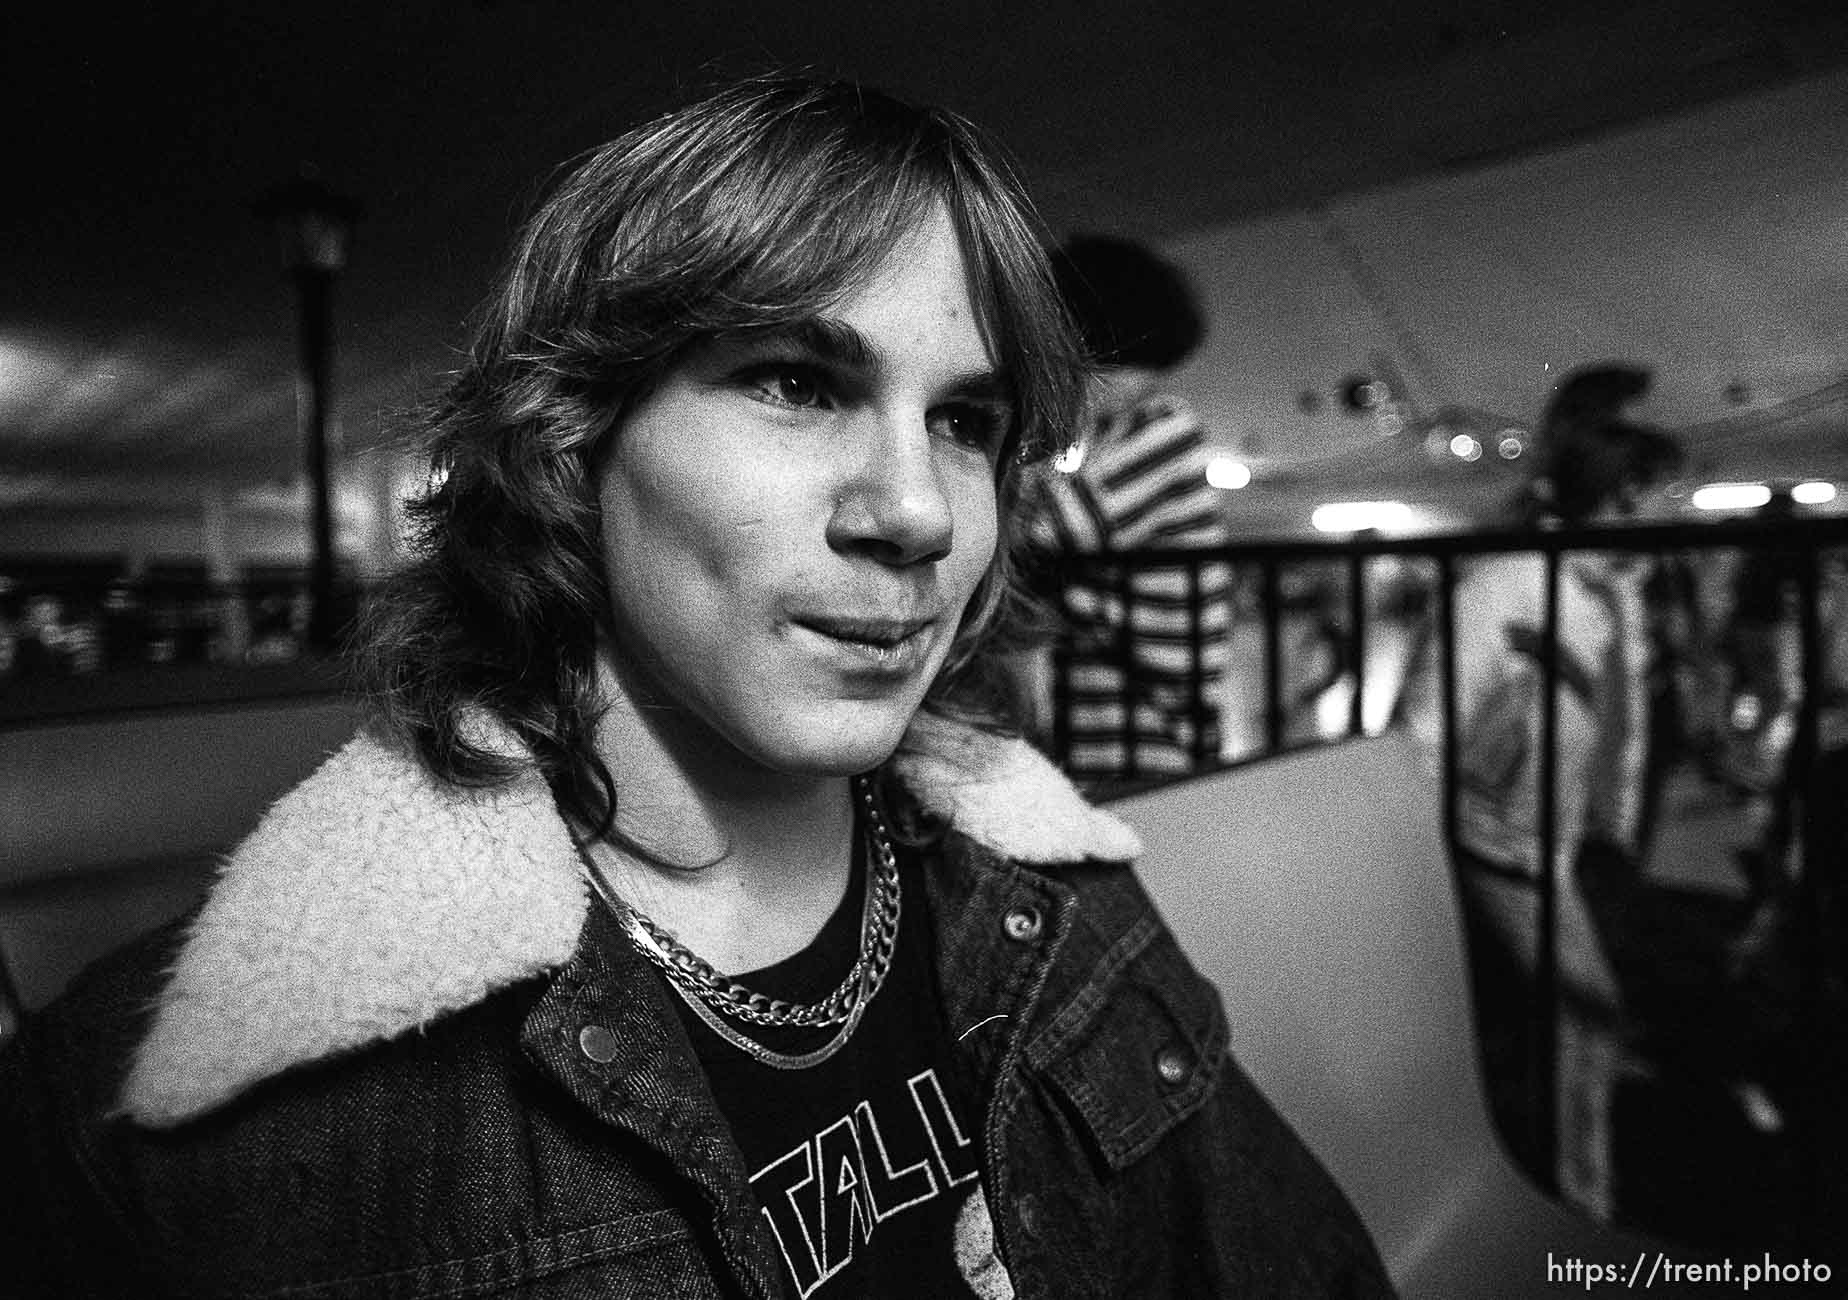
596,205,1009,778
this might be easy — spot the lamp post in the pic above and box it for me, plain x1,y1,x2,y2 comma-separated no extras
257,172,359,653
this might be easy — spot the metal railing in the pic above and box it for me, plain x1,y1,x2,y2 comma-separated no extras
1052,512,1847,765
1048,512,1848,1239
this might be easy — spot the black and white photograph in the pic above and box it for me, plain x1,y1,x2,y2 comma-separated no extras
3,2,1846,1295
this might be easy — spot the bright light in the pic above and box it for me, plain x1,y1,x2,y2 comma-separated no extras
1052,443,1086,474
1793,481,1837,505
1205,456,1252,490
1691,482,1772,511
1449,433,1482,462
1312,501,1415,533
1732,692,1763,731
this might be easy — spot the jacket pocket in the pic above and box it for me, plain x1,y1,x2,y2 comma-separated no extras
1023,914,1230,1170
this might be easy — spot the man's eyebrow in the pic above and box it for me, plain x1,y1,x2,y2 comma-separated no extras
758,317,880,372
944,367,1014,404
752,315,1013,400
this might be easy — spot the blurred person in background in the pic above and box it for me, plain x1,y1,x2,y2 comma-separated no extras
0,77,1389,1298
1715,496,1848,1078
1017,234,1234,793
16,591,101,677
1399,362,1681,1218
1716,490,1807,899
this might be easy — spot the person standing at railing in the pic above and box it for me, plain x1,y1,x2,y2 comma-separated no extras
1399,362,1682,1219
1017,234,1234,791
1719,501,1848,1070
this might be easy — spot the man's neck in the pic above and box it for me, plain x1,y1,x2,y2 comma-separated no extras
583,646,856,975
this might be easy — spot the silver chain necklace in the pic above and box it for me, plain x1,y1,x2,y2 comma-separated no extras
580,775,900,1070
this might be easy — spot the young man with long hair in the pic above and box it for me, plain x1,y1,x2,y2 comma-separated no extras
2,76,1389,1297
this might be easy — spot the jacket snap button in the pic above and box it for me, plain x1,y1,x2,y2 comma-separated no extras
1154,1046,1189,1085
1002,906,1043,942
578,1024,620,1064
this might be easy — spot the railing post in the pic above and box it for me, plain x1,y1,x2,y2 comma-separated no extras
1438,555,1459,845
1050,597,1073,772
1347,550,1367,737
1792,541,1824,1239
1534,544,1563,1191
1115,558,1137,775
1260,560,1285,753
1187,556,1210,768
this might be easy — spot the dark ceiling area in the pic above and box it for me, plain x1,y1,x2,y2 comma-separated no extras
4,0,1848,495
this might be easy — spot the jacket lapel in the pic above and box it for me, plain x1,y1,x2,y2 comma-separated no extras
119,713,1140,1128
119,725,587,1128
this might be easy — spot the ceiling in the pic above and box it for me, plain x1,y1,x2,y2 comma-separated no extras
1166,66,1848,530
3,0,1847,520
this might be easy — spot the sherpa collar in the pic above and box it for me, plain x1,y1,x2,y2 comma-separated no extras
120,712,1140,1128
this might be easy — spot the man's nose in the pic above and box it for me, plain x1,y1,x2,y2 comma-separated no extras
825,413,955,566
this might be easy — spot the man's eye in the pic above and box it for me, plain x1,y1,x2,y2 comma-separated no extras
745,364,827,409
934,403,1008,454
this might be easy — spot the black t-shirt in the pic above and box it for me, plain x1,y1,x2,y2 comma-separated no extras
666,836,991,1299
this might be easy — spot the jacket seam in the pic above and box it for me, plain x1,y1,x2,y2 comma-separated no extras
1022,911,1161,1068
980,859,1075,1296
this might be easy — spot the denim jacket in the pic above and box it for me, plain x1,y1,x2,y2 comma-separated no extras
2,714,1391,1298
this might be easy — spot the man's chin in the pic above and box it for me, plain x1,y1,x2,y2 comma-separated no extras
751,703,919,778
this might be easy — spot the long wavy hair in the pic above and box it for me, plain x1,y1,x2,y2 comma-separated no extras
355,75,1086,832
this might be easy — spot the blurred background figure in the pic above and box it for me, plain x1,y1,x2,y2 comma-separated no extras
1018,234,1233,793
1714,490,1807,900
1400,362,1682,1218
15,593,102,678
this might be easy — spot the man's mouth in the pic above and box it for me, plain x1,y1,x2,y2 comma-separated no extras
791,614,935,666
